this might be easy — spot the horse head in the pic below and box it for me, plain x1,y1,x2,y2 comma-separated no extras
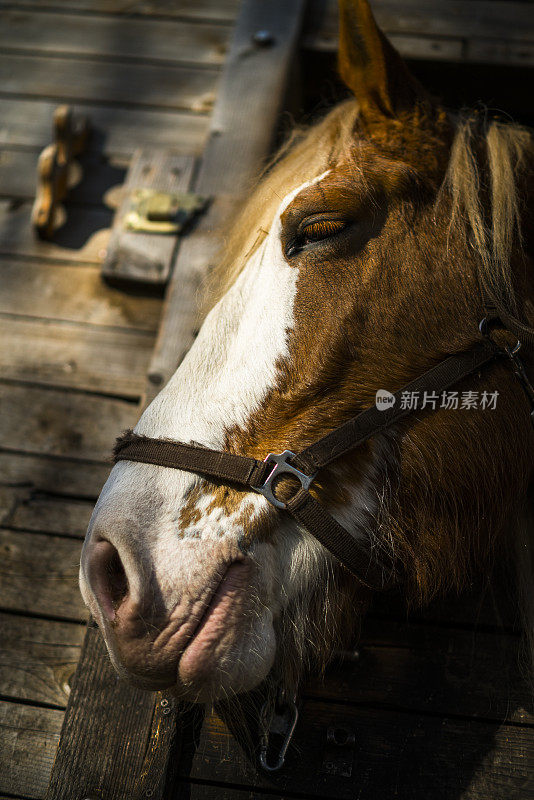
80,0,534,702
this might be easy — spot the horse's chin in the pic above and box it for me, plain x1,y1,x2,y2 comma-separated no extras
176,608,276,703
175,574,276,702
118,612,276,702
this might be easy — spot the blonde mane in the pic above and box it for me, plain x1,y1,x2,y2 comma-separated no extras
442,112,533,313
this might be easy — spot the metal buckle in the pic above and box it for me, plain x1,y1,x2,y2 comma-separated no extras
257,450,316,510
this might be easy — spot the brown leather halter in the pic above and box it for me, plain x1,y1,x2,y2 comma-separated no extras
113,279,534,592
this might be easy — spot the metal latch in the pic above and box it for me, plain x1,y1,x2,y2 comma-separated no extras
124,189,207,234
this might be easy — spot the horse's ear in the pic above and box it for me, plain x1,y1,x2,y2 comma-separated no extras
338,0,429,119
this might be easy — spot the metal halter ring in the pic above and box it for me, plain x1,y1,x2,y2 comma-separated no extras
257,450,317,510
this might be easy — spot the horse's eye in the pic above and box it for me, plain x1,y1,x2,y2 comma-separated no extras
301,218,348,244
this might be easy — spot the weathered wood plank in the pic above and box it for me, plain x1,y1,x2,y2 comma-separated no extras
187,700,534,799
45,624,157,800
1,10,229,66
0,452,109,499
0,317,154,396
0,383,136,462
389,33,463,63
0,487,94,538
372,572,520,630
0,200,111,264
467,37,534,67
7,0,241,22
0,258,161,332
0,613,84,706
0,701,63,799
0,98,209,155
0,53,218,112
102,151,196,284
307,618,533,725
0,529,87,621
173,787,277,800
304,0,534,52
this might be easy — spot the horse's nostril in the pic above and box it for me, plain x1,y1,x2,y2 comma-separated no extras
106,545,128,610
88,539,129,621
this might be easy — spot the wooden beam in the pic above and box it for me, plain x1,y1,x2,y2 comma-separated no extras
45,623,156,800
101,151,197,285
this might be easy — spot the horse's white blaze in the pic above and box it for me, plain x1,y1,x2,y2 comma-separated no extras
135,171,330,447
89,173,332,540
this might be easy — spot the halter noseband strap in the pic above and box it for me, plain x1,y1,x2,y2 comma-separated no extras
113,337,511,591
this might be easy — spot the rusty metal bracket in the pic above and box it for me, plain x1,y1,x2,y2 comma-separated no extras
31,104,90,239
124,189,207,235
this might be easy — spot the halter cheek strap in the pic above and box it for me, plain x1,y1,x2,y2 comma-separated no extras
113,337,509,591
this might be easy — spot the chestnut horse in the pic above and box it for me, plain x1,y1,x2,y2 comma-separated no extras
80,0,534,705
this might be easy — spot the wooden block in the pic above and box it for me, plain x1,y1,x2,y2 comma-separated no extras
102,151,197,285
